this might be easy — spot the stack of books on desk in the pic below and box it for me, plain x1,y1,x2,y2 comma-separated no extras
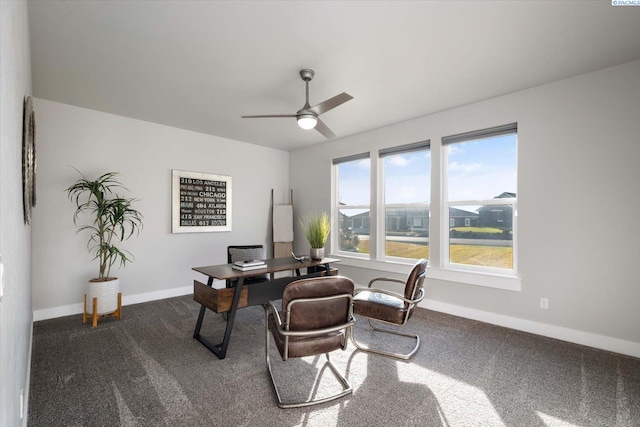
232,259,267,271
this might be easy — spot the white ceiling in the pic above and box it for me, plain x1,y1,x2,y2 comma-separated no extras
28,1,640,152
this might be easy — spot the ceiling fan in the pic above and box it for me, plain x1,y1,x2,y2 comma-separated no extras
241,69,353,139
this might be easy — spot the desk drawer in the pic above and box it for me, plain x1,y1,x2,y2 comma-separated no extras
193,280,248,313
307,266,338,276
324,267,338,276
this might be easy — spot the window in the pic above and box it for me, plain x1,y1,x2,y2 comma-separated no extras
331,125,519,288
443,123,517,273
380,141,430,261
333,153,370,254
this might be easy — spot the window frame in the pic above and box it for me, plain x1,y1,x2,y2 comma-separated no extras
441,123,518,276
332,152,372,260
330,125,521,291
378,140,430,263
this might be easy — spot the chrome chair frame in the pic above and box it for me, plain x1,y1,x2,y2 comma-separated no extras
351,262,426,360
265,292,355,409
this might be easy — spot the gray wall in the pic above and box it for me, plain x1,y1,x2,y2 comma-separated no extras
0,1,33,425
31,99,290,317
291,60,640,356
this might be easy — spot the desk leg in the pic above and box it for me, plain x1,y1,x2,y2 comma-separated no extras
217,276,244,358
193,277,245,360
193,305,206,338
193,276,215,338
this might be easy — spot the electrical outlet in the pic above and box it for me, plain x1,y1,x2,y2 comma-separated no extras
540,298,549,309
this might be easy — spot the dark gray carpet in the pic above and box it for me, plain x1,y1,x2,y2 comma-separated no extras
29,295,640,426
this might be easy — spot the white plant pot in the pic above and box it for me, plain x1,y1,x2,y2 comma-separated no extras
310,247,325,260
86,278,119,315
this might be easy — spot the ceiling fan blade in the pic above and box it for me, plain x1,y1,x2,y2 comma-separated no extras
314,118,336,139
241,114,297,118
309,92,353,115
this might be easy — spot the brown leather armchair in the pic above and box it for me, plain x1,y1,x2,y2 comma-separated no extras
351,258,427,359
265,276,355,408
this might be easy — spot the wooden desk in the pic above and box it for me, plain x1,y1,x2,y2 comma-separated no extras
192,256,340,359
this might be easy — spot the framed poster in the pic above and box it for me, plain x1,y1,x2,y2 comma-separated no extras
172,170,232,233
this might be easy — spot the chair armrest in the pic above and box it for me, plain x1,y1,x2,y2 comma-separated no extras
266,300,284,327
367,277,405,288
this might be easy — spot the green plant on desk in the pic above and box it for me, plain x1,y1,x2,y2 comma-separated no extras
301,212,331,248
300,212,331,260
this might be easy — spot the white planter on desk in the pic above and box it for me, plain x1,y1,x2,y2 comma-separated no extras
310,247,325,260
86,278,119,315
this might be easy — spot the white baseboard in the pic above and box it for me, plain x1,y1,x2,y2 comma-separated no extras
24,320,33,426
421,300,640,359
124,286,192,306
33,286,640,358
32,285,193,321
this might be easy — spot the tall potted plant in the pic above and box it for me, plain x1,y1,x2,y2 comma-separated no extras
66,170,143,318
300,212,331,260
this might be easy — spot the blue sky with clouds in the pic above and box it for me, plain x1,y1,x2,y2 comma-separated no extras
338,134,516,207
447,134,517,201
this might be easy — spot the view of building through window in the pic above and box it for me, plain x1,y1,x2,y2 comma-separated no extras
382,147,430,259
336,157,370,253
445,131,517,270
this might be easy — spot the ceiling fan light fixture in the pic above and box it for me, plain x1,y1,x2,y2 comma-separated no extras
297,114,317,130
242,69,353,139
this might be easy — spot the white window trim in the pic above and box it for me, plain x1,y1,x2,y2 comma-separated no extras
331,256,521,291
441,126,518,277
332,152,372,260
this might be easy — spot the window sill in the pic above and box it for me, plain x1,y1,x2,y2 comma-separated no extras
329,255,414,275
426,267,521,292
332,254,521,292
